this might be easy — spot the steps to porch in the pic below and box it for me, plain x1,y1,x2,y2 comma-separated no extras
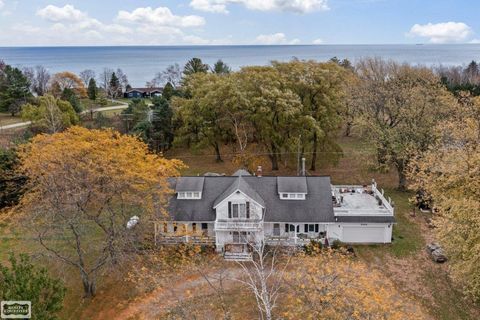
223,251,253,261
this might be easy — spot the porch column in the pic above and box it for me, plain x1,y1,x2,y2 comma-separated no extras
294,224,298,245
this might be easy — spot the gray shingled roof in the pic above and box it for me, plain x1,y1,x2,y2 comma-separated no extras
175,177,205,192
167,176,335,223
277,177,308,193
232,169,252,176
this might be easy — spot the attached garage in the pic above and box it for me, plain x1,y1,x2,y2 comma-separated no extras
341,224,390,243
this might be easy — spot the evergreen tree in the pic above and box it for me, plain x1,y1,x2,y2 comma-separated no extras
88,78,97,100
0,253,66,320
61,88,83,113
183,58,209,76
212,59,231,75
0,65,31,116
162,82,175,100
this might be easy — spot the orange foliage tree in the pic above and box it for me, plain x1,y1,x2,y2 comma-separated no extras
49,71,87,98
17,126,184,297
282,250,424,320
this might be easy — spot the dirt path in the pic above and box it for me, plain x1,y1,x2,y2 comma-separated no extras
109,267,242,320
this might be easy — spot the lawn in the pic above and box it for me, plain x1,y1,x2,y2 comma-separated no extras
0,113,23,127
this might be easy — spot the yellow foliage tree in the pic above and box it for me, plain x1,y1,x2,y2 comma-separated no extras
17,126,184,297
283,250,424,320
408,92,480,300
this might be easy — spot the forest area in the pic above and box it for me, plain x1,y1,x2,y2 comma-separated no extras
0,56,480,319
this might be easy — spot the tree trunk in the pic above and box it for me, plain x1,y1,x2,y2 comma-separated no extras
214,142,223,162
269,143,279,171
344,122,352,137
81,273,96,298
396,160,407,191
310,132,318,171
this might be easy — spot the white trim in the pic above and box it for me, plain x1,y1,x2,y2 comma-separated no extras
177,191,202,199
279,192,306,200
213,189,265,209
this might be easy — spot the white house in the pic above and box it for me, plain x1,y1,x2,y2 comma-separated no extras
155,169,395,260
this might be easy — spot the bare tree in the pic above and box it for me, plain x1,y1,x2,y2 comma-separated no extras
34,65,51,96
42,95,64,133
151,63,183,88
234,242,291,320
22,67,35,93
98,68,114,93
79,69,96,86
116,68,129,91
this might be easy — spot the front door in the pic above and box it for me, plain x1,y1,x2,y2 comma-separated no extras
273,223,280,236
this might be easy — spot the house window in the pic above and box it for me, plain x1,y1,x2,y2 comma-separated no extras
201,223,208,235
192,223,197,233
273,223,280,236
231,203,246,218
285,223,289,233
290,224,296,232
280,193,306,200
177,191,201,199
308,224,315,232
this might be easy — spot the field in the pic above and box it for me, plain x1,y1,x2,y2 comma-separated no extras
1,132,479,319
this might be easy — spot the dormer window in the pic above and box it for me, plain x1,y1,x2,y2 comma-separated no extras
177,191,201,199
280,193,306,200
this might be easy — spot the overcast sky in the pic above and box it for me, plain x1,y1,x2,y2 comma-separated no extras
0,0,479,46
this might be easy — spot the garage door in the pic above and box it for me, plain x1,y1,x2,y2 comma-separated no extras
342,226,386,243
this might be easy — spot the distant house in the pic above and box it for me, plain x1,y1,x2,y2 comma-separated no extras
154,167,395,260
124,87,163,99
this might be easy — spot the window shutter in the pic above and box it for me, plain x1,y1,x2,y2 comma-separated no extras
315,224,319,233
304,224,308,232
228,201,232,218
285,224,289,232
246,202,250,218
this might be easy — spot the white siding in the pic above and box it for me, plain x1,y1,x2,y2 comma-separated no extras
215,192,263,220
327,223,392,244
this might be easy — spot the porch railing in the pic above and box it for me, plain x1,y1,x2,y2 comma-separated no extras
156,235,215,245
215,219,263,231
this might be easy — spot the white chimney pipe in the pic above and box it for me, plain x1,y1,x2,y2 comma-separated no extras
301,157,306,176
257,166,262,177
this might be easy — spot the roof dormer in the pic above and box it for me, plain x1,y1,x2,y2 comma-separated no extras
277,177,308,200
175,177,204,200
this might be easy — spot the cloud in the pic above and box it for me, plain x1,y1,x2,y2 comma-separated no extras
19,4,215,46
255,33,300,45
312,38,323,44
117,7,205,28
0,0,4,10
190,0,329,14
408,22,472,44
37,4,87,22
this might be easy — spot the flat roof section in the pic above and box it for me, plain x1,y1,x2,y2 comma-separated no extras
333,185,394,216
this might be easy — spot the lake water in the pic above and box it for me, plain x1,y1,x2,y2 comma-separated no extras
1,45,479,86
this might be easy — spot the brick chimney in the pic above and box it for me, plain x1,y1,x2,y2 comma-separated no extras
256,166,262,177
